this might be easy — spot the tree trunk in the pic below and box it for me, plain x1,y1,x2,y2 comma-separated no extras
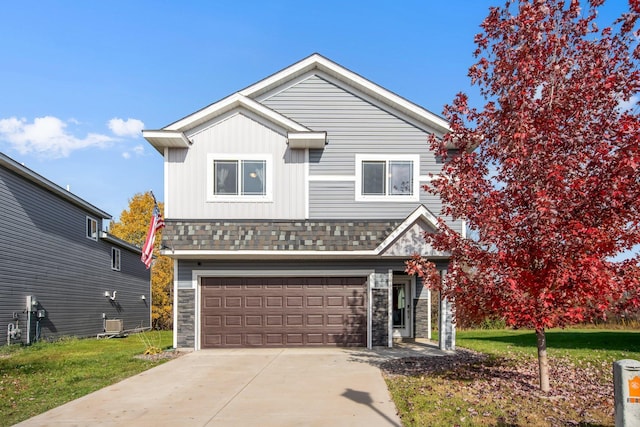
536,328,550,392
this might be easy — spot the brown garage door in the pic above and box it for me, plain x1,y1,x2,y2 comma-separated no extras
201,276,366,348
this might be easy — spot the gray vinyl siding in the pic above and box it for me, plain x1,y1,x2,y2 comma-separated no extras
0,165,150,345
261,73,461,231
166,111,306,219
262,73,443,177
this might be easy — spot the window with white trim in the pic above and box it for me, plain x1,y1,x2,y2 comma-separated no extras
111,247,121,271
207,154,272,201
86,217,98,241
355,154,420,201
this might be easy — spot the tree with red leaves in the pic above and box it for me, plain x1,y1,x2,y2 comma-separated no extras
407,0,640,392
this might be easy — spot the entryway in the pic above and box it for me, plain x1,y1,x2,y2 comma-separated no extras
392,279,411,339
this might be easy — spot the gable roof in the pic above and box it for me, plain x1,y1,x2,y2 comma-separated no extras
143,53,450,154
0,152,111,219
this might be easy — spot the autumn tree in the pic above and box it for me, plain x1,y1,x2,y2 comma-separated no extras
408,0,640,392
110,192,173,330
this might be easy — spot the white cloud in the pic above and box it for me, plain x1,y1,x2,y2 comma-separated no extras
0,116,114,158
108,117,144,137
121,144,145,160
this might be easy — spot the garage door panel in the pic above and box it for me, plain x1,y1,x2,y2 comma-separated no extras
266,296,283,307
245,296,262,308
201,277,366,348
225,297,242,308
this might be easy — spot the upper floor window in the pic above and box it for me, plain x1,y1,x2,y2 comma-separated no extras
111,247,121,271
207,154,272,201
86,217,98,241
355,154,420,202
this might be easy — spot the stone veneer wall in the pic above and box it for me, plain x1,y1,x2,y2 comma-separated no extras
372,289,389,346
176,289,195,349
413,298,430,339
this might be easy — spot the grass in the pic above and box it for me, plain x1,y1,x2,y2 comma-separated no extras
386,328,640,426
0,331,173,427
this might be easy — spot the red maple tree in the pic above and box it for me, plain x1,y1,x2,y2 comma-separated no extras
408,0,640,392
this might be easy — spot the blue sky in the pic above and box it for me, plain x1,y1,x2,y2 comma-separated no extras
0,0,629,222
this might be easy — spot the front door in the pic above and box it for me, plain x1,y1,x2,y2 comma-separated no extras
392,281,411,338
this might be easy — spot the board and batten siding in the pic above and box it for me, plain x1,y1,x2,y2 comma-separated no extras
0,165,150,345
167,110,306,219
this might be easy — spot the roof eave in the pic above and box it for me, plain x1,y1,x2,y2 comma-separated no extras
0,152,112,219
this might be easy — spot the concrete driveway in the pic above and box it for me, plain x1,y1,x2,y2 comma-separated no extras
14,343,445,427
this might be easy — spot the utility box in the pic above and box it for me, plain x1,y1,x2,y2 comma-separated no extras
614,359,640,426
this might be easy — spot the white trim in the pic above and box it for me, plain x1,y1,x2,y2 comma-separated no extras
308,175,355,182
287,131,327,149
86,216,98,241
110,247,121,271
142,130,191,154
192,269,374,278
163,249,379,258
419,175,438,182
304,150,310,219
206,154,273,202
163,147,170,218
355,154,420,202
387,269,393,348
375,205,439,253
238,54,450,135
367,273,373,350
427,288,432,340
461,219,467,239
392,276,412,339
165,93,309,133
192,268,375,351
173,258,178,349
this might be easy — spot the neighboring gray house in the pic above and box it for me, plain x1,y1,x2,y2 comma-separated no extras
0,152,151,345
143,54,460,351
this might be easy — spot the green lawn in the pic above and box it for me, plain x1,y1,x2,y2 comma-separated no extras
386,328,640,426
0,331,173,427
457,328,640,361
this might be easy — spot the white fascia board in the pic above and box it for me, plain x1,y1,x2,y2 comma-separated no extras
142,130,191,154
240,53,451,135
165,93,308,133
287,131,327,149
374,205,439,253
161,249,378,259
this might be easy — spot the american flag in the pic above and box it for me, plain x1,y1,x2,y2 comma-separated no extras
141,203,165,269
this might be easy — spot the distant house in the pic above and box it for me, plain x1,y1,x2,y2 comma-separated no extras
144,54,459,351
0,152,151,345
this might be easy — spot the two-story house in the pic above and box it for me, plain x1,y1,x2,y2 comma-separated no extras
144,54,460,351
0,152,151,344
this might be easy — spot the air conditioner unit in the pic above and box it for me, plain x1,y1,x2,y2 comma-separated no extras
105,319,123,334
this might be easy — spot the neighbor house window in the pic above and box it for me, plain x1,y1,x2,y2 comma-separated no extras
86,217,98,241
356,154,420,201
111,247,121,271
207,154,272,201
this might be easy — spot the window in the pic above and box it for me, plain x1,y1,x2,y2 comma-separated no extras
86,217,98,241
207,154,272,201
356,155,420,201
111,248,121,271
